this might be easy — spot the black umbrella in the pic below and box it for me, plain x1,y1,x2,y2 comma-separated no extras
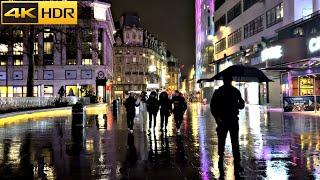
197,65,272,83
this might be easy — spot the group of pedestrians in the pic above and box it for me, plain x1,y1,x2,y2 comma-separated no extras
123,90,187,135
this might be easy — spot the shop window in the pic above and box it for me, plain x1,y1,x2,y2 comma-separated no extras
266,3,283,28
82,58,92,65
13,86,23,97
66,86,77,96
228,28,242,47
13,30,23,38
44,85,53,97
82,42,92,54
215,0,226,11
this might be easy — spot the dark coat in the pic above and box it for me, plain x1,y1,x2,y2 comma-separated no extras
124,97,138,115
172,95,187,114
146,97,159,114
210,84,245,121
159,97,172,115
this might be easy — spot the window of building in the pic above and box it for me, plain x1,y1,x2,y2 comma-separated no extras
13,86,23,97
227,2,242,23
228,28,242,47
266,3,283,28
13,71,23,80
44,42,53,54
44,85,53,97
81,70,92,79
243,0,259,11
0,57,6,66
215,0,226,11
133,57,137,63
13,30,23,38
44,30,53,39
65,70,77,80
0,44,8,55
43,70,54,80
244,15,264,39
13,58,23,66
82,58,92,65
82,42,92,54
215,38,226,54
34,42,38,55
13,43,23,55
215,15,226,32
67,58,77,65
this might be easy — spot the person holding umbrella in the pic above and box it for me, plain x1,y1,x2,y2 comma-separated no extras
210,75,245,178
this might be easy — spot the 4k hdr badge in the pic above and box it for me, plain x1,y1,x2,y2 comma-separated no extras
1,1,77,25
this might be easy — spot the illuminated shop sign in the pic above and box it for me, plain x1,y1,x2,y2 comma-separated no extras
309,36,320,53
261,45,283,62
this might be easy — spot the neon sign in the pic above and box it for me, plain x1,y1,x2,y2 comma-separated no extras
309,36,320,53
261,45,283,62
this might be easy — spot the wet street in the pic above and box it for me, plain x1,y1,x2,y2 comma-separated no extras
0,104,320,179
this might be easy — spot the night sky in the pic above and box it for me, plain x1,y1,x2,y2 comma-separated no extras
111,0,195,75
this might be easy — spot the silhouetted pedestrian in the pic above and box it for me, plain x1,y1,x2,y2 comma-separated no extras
124,92,140,133
146,91,159,133
210,76,245,178
159,91,172,132
172,90,187,135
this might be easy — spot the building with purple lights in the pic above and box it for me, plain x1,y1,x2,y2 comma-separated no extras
211,0,320,106
195,0,215,100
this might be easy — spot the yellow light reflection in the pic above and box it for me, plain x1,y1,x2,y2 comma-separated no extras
0,109,71,128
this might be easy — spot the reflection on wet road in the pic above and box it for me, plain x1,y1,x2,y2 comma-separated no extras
0,104,320,179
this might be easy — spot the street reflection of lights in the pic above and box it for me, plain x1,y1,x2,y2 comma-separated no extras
0,109,71,127
9,139,21,164
265,161,289,180
86,139,94,154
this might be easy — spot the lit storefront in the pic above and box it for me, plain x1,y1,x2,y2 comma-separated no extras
274,29,320,111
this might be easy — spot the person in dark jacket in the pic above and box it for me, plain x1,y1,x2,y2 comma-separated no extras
159,91,172,132
210,76,245,178
172,90,187,135
146,91,159,132
124,92,140,133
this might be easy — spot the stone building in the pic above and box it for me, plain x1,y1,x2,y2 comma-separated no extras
0,0,115,102
112,12,170,99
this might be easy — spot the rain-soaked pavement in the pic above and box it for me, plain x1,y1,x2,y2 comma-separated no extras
0,104,320,179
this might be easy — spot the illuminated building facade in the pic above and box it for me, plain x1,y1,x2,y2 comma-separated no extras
112,13,169,99
0,0,115,102
195,0,215,100
212,0,320,106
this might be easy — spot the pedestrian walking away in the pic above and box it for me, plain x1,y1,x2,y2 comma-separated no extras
124,92,140,133
146,91,159,133
210,76,245,178
159,91,172,132
172,90,187,135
